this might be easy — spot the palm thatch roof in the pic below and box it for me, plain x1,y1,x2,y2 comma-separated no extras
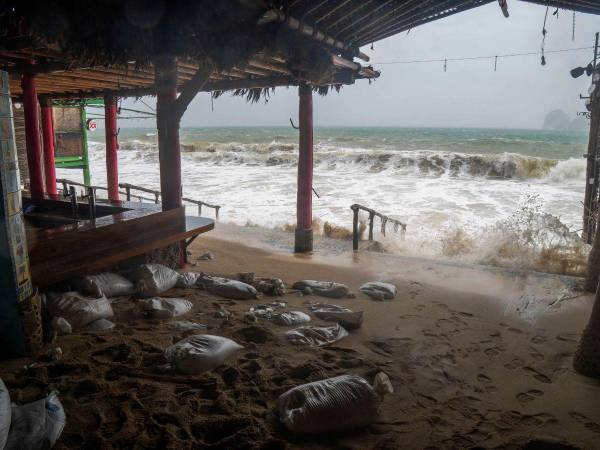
0,0,598,100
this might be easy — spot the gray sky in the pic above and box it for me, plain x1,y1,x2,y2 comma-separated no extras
124,1,599,129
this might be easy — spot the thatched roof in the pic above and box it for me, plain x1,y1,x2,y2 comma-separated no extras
0,0,598,100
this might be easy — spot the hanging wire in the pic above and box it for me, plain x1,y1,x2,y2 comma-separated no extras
444,58,447,72
541,2,550,66
494,55,498,71
373,46,593,65
138,98,155,113
572,11,576,41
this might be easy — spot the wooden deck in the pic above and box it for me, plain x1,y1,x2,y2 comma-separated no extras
26,198,214,287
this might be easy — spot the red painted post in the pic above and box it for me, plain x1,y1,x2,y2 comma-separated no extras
104,95,120,202
40,97,57,198
295,83,314,253
21,68,45,199
155,56,182,211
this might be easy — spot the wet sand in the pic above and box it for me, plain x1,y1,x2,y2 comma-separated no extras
2,231,600,449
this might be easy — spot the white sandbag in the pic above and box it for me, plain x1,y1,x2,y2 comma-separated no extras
176,272,200,288
45,292,113,331
164,334,243,374
131,264,180,297
0,379,10,450
271,311,311,326
51,317,72,335
292,280,350,299
78,272,135,298
309,303,363,330
197,275,258,300
5,391,66,450
286,324,348,347
138,297,193,319
360,281,397,301
277,375,381,434
84,318,115,332
167,321,207,332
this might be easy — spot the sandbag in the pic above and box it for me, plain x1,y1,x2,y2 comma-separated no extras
277,375,380,434
85,318,115,332
292,280,350,299
138,297,193,319
51,317,72,335
197,275,258,300
360,281,397,301
164,334,243,374
5,391,66,450
271,311,311,326
176,272,200,288
286,324,348,347
167,321,207,332
45,292,113,331
0,378,10,450
309,303,363,330
77,272,135,298
131,264,180,297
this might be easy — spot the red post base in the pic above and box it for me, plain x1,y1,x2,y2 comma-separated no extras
40,98,57,198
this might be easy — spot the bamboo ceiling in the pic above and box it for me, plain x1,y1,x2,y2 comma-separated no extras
1,0,599,100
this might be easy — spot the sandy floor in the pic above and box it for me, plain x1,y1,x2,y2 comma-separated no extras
2,230,600,449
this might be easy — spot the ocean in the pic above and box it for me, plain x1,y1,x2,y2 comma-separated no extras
57,126,591,275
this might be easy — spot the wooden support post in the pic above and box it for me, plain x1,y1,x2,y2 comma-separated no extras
21,67,44,199
104,94,120,202
295,83,314,253
368,212,375,241
155,55,182,212
352,205,359,251
40,97,57,198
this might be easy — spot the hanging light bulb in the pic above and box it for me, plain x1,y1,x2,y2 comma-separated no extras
586,63,594,76
541,55,546,66
571,66,586,78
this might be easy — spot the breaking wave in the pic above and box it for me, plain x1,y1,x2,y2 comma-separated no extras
116,139,585,182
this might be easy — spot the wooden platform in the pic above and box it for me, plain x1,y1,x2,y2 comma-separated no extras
26,199,214,287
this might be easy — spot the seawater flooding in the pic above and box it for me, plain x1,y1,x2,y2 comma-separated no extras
57,126,591,275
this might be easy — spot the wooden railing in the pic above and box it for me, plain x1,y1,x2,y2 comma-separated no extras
350,203,406,251
119,182,221,218
56,179,221,219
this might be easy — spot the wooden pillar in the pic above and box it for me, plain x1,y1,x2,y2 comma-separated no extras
155,55,181,211
21,68,44,199
295,83,314,253
40,97,57,198
104,94,120,201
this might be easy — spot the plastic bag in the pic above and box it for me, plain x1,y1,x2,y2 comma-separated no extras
197,275,258,300
84,318,115,332
0,378,10,450
138,297,193,319
77,272,135,298
164,335,243,374
277,375,381,434
271,311,311,326
309,303,363,330
292,280,350,299
360,281,397,301
131,264,180,297
175,272,200,288
286,324,348,347
5,391,66,450
45,292,113,331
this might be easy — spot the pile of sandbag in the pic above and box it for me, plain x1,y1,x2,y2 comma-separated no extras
130,264,180,297
164,334,243,374
175,272,201,288
45,292,113,332
0,379,66,450
293,280,350,299
271,311,311,326
239,273,285,296
360,281,397,301
76,272,135,298
277,373,392,434
286,324,348,347
197,274,258,300
137,297,192,319
307,303,363,330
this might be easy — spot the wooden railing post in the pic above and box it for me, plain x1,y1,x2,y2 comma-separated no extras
125,185,131,201
352,204,359,251
368,211,375,241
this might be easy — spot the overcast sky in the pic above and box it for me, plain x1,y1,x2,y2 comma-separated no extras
124,1,599,129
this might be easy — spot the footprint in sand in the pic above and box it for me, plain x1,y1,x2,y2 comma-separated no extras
477,373,492,383
531,335,547,344
516,389,544,404
569,411,600,434
523,366,552,384
556,333,580,343
504,358,525,370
